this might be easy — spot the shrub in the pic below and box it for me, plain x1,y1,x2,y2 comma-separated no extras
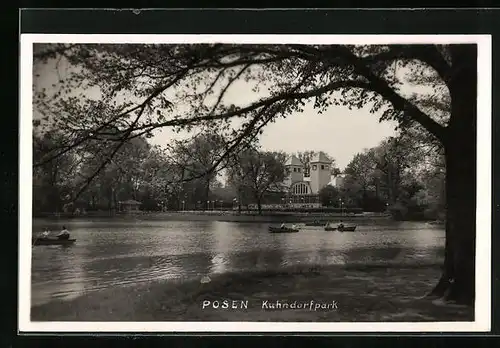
388,203,408,221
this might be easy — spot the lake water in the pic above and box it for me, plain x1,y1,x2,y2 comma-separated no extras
30,218,445,306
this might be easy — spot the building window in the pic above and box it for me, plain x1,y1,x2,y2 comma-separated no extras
325,165,329,169
321,165,324,170
298,168,301,172
293,167,297,172
312,165,317,170
292,183,309,196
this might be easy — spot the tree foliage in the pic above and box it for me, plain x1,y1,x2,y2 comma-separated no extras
318,185,341,207
341,133,445,218
33,43,453,203
227,149,286,214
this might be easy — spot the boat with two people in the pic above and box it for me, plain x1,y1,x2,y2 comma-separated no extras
269,222,300,233
336,220,357,232
304,220,325,227
329,200,358,232
32,226,76,246
324,221,357,232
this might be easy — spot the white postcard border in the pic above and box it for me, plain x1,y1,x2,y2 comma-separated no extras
19,34,492,333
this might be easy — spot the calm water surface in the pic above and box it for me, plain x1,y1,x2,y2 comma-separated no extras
30,219,444,306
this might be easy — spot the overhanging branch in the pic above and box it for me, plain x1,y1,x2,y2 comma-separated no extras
129,78,372,135
338,46,447,142
361,45,452,85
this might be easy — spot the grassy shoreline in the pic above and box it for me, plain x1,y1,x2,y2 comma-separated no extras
31,263,472,322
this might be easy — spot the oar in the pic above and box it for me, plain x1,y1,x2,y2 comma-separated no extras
32,231,50,246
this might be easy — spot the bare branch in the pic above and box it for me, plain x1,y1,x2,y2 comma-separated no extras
208,63,252,115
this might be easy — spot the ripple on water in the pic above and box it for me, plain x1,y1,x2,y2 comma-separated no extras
30,219,444,305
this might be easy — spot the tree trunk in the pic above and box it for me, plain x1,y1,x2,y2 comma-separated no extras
108,188,113,212
256,195,262,215
113,189,118,214
429,44,477,306
204,178,211,205
233,186,243,214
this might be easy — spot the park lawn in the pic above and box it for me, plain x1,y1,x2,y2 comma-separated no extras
31,264,473,322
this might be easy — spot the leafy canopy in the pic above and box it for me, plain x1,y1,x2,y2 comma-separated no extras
33,43,453,199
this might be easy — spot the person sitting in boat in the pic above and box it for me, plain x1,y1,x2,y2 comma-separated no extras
280,222,286,229
56,226,70,240
291,224,297,230
337,221,344,229
41,229,50,238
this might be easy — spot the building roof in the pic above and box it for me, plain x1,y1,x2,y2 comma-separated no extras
310,151,331,164
119,200,142,205
285,155,303,166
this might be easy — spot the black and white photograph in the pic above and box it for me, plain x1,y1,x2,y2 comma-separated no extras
19,33,491,332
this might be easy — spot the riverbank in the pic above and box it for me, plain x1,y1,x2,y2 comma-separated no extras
31,263,472,322
34,211,393,223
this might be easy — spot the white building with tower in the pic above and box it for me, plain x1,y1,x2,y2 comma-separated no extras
246,151,345,210
279,151,345,206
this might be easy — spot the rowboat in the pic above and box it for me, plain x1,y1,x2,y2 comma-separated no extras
324,225,357,232
304,221,325,226
338,225,356,232
268,227,300,233
32,238,76,246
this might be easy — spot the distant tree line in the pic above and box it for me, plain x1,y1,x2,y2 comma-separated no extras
34,125,443,222
319,131,445,221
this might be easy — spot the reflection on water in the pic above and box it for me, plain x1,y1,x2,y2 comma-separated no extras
31,219,444,306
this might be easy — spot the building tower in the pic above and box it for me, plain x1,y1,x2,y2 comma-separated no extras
309,151,332,194
284,154,303,186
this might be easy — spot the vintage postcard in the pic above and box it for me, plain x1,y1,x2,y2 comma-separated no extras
19,33,491,332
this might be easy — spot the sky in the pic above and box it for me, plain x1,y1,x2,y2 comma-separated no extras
147,102,396,169
33,45,403,171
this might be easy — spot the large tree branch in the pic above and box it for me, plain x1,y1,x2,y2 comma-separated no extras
361,45,452,85
208,63,253,115
33,67,190,167
35,54,308,166
338,47,447,141
126,78,372,136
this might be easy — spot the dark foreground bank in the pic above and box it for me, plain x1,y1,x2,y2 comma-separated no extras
31,264,472,322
